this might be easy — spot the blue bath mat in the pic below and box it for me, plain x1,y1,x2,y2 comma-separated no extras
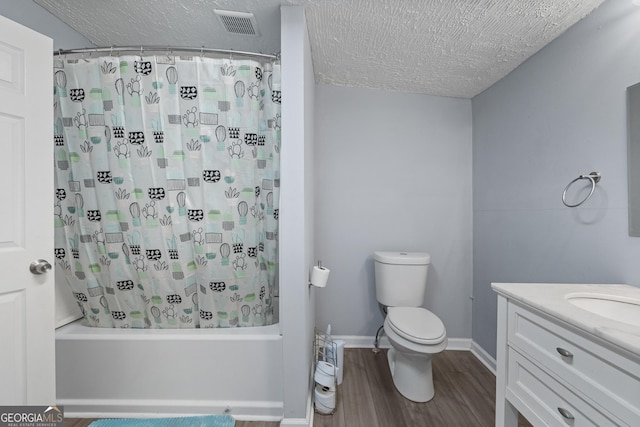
88,415,235,427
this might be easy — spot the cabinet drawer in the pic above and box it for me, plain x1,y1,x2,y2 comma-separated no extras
508,303,640,424
508,348,626,426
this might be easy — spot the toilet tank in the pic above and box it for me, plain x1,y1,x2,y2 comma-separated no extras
374,251,431,307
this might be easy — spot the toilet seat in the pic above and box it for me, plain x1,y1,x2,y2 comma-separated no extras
386,307,446,345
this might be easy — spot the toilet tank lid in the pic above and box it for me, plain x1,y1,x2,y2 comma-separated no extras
373,251,430,265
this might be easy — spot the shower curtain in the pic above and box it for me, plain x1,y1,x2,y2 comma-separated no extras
53,54,281,328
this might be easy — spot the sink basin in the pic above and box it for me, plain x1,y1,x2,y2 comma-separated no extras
566,293,640,327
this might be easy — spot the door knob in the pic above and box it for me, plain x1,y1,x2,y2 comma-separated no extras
30,259,52,275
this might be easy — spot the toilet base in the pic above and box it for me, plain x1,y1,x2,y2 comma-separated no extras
387,347,435,403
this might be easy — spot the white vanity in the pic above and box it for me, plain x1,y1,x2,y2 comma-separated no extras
493,283,640,427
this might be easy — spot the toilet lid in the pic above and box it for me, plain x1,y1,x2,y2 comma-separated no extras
386,307,446,345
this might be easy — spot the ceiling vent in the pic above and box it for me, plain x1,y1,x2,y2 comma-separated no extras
214,10,259,36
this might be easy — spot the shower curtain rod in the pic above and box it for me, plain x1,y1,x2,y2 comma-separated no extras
54,45,280,60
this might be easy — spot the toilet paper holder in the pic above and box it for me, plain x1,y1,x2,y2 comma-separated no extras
309,260,330,288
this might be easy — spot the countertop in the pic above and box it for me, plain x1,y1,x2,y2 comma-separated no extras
492,282,640,357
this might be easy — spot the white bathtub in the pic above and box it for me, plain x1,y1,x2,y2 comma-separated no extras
56,320,284,421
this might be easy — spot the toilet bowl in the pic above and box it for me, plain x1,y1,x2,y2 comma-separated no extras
384,306,447,402
373,251,447,402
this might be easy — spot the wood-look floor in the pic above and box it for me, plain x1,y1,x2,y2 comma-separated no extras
315,348,531,427
63,349,531,427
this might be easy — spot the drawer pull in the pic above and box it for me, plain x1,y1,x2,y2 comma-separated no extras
556,347,573,358
557,407,575,421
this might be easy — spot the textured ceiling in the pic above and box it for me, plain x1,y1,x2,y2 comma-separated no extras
34,0,607,98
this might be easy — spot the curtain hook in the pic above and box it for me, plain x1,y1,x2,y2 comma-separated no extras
140,46,144,59
200,46,205,59
109,45,114,57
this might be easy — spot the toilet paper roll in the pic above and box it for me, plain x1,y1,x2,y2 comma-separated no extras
314,384,336,414
325,339,345,385
310,265,330,288
314,361,336,389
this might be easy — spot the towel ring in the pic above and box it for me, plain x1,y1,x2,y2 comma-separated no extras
562,172,601,208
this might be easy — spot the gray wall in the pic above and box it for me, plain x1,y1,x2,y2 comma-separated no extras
315,84,473,339
472,0,640,358
0,1,92,49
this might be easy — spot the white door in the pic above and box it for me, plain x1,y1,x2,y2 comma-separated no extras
0,14,54,405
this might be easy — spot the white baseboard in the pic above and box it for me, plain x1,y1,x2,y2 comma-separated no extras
333,335,496,374
333,335,389,348
280,389,313,427
334,335,472,351
470,340,497,374
58,399,282,421
444,337,472,351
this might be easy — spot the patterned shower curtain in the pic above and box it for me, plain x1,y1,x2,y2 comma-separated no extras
53,54,281,328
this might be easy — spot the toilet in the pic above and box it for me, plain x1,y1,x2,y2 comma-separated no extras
374,251,447,402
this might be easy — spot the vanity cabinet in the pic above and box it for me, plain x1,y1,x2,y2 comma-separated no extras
494,288,640,427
